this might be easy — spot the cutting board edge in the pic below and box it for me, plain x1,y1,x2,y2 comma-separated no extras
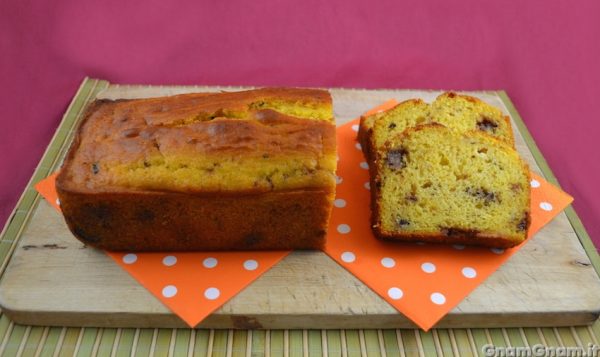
2,306,598,329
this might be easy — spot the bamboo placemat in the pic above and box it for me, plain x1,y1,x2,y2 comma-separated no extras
0,78,598,356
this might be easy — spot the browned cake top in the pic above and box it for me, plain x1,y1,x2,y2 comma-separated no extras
57,88,336,194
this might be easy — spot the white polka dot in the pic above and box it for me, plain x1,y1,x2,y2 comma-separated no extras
162,255,177,266
381,257,396,268
540,202,553,211
462,267,477,279
530,179,540,188
336,176,343,185
337,224,351,234
421,262,436,273
162,285,177,298
355,143,362,150
203,257,218,268
490,248,505,254
122,254,137,264
204,287,220,300
351,124,359,132
359,162,369,170
341,251,355,263
388,287,404,300
453,244,465,250
243,259,258,271
56,198,61,206
364,182,370,190
334,199,347,208
431,292,446,305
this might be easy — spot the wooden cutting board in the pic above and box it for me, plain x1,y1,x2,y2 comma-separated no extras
0,78,598,329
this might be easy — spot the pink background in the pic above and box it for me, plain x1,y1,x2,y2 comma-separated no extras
1,1,599,251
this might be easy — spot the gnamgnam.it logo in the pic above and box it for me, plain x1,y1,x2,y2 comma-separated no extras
482,343,600,357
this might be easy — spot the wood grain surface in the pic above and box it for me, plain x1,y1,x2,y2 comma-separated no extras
0,83,598,328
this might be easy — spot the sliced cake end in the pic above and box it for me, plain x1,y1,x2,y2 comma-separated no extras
372,124,530,248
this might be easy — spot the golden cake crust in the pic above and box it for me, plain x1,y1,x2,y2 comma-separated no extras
58,88,335,193
56,88,336,251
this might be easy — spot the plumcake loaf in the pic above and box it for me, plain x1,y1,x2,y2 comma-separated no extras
56,88,337,251
372,124,530,248
358,92,515,161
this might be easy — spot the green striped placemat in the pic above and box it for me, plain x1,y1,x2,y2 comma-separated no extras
0,78,598,356
1,319,599,356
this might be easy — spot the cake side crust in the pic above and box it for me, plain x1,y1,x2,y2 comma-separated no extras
57,186,334,251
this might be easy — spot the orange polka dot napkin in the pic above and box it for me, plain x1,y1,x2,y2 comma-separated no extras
34,174,290,327
323,100,574,331
110,251,288,327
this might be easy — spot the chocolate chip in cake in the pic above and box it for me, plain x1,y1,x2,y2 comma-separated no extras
91,163,99,175
517,213,530,232
441,227,478,238
466,187,499,204
405,194,418,202
82,204,112,228
477,116,499,133
244,233,263,247
265,175,274,189
136,209,155,222
386,148,408,170
207,108,226,120
388,123,397,129
511,183,523,192
396,218,410,228
122,128,140,138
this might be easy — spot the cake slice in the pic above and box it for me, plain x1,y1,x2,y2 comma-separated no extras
371,124,530,247
430,92,514,146
358,99,429,162
56,88,336,251
358,92,515,162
